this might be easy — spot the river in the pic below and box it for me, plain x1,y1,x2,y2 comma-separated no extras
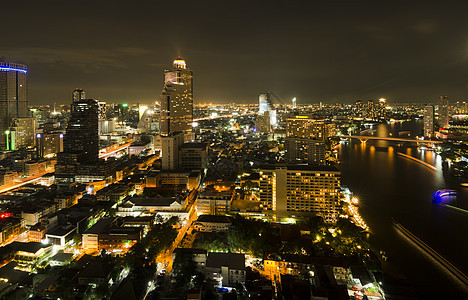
338,120,468,299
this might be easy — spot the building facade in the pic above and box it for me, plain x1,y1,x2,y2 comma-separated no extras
56,91,99,183
0,61,28,150
160,57,193,136
179,142,208,170
424,105,435,138
284,138,325,164
9,117,36,149
286,116,336,141
258,165,341,223
439,96,449,129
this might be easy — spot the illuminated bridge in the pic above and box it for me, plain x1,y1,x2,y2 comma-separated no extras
337,135,443,144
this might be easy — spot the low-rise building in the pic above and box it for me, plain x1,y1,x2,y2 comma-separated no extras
28,224,46,242
96,183,133,203
10,242,54,269
23,160,47,177
118,197,186,217
193,215,232,232
0,217,25,245
82,217,143,253
205,252,245,287
173,248,207,272
196,190,233,215
45,224,76,249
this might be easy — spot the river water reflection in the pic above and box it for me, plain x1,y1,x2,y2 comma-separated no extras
338,120,468,298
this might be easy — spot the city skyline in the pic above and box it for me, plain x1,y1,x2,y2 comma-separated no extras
2,1,468,105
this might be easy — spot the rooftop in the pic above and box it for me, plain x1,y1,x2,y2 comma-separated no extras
196,215,232,224
206,252,245,270
259,164,339,172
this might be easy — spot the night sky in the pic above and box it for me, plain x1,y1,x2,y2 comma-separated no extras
2,1,468,105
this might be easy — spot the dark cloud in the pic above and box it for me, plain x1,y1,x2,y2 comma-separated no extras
2,0,468,105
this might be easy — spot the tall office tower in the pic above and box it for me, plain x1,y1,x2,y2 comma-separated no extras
258,92,276,127
286,116,336,141
255,111,271,133
284,138,325,164
36,132,64,158
0,61,28,150
354,100,365,118
366,100,375,120
291,97,297,109
376,98,387,121
160,57,193,136
423,105,435,138
8,117,37,150
258,165,341,223
259,93,270,114
161,131,184,170
179,142,209,170
56,95,99,183
64,98,99,163
72,88,86,103
97,101,107,120
439,96,449,128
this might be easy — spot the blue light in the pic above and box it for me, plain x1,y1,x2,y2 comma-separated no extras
432,190,457,204
0,67,27,74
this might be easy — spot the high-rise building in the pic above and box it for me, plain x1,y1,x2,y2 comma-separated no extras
439,96,449,129
72,88,86,103
354,100,365,118
424,105,435,138
376,98,387,121
0,60,28,150
97,101,107,120
56,91,99,183
36,132,64,158
258,165,341,223
62,97,99,163
9,117,37,149
366,100,375,120
160,57,193,136
161,131,184,170
179,142,208,170
284,138,325,164
258,92,276,127
286,116,336,141
259,93,270,114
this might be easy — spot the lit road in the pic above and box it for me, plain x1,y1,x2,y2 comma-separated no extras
0,172,48,194
193,111,257,122
99,140,134,158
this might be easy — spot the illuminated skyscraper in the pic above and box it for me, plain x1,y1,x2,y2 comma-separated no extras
366,100,375,120
259,93,270,114
73,88,86,103
160,57,193,136
376,98,387,121
439,96,449,128
0,60,28,150
423,105,435,138
258,92,276,127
